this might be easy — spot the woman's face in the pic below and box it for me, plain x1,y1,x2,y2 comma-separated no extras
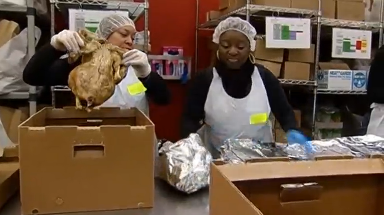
218,30,250,69
107,25,136,50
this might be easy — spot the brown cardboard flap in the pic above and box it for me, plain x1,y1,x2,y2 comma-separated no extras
215,158,384,181
210,164,264,215
318,62,350,70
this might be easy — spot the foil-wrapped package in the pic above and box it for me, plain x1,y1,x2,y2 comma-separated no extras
331,135,384,157
220,139,287,163
158,133,212,194
285,135,384,160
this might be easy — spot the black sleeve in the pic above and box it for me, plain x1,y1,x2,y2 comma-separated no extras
23,43,75,86
180,69,213,138
258,65,298,132
139,72,171,105
367,45,384,104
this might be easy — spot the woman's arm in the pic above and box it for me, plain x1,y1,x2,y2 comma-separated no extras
367,45,384,104
139,72,171,105
180,69,213,138
259,66,298,132
23,43,75,86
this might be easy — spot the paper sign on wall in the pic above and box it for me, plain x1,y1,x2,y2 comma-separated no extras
265,17,311,49
331,28,372,59
68,9,129,32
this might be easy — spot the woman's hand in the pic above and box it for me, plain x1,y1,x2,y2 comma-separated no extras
50,30,84,53
286,130,313,153
122,49,151,78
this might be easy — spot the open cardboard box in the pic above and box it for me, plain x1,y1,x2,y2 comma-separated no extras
210,156,384,215
19,107,156,215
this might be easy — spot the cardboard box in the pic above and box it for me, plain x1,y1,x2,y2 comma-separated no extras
288,44,315,63
275,109,301,128
220,0,290,14
19,107,155,215
336,1,365,21
291,0,336,18
133,44,151,52
0,20,20,48
206,11,221,21
255,59,281,77
317,62,368,91
254,39,284,63
283,62,311,80
275,128,287,143
210,158,384,215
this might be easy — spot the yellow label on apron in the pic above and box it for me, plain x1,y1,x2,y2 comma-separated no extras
127,82,147,95
249,113,268,125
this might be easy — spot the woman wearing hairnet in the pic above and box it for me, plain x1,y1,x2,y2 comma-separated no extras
181,17,311,157
23,14,170,113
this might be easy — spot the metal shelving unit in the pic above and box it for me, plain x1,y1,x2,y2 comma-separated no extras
195,0,384,137
49,0,149,107
0,0,37,115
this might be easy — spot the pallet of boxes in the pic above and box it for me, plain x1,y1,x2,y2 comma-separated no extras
18,107,156,214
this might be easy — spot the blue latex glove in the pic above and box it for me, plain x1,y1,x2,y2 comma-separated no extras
286,130,314,153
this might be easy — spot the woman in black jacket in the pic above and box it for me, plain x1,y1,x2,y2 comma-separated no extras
23,14,170,109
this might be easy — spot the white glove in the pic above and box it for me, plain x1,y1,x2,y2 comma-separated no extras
50,30,84,53
122,49,151,78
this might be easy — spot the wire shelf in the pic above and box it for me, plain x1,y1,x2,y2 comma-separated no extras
317,90,367,95
199,4,317,29
0,5,27,12
319,18,380,30
279,79,316,86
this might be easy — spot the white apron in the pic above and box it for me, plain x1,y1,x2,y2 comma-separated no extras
100,66,149,115
198,66,273,158
367,103,384,137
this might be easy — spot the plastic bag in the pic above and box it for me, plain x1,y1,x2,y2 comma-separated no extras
0,26,41,95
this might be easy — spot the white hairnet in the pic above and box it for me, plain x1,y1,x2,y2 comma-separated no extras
96,14,136,39
212,17,257,51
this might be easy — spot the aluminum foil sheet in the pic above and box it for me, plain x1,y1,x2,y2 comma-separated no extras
158,133,212,194
285,135,384,160
220,139,287,164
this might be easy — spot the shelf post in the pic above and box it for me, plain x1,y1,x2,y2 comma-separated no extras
27,0,37,115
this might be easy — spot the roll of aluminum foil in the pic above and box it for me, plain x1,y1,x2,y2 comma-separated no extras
158,133,212,194
220,139,287,164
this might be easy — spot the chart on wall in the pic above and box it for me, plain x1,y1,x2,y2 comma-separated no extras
68,9,129,33
332,28,372,59
265,17,311,49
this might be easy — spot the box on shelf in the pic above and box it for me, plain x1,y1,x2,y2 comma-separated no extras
275,109,301,129
254,39,284,63
288,44,315,63
317,62,367,91
206,11,221,21
336,1,365,21
133,44,151,52
275,128,287,143
210,158,384,215
19,107,155,215
291,0,336,18
220,0,290,14
0,20,20,48
283,61,311,80
255,59,281,77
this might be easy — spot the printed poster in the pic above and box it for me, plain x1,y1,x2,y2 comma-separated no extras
68,9,129,33
265,17,311,49
332,28,372,59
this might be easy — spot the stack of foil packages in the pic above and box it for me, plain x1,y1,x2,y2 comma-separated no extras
220,135,384,162
158,133,212,194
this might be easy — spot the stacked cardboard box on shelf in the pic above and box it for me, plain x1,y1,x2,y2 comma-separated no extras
253,39,284,78
213,0,365,21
